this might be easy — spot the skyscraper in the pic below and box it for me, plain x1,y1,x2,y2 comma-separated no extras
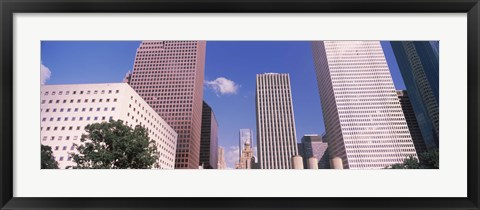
128,41,206,169
239,129,253,161
256,73,299,169
199,101,218,169
397,90,427,155
390,41,439,149
311,41,418,169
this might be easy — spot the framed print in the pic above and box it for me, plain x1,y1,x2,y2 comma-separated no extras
1,0,479,209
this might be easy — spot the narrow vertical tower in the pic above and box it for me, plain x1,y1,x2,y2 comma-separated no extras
200,101,219,169
311,41,418,169
256,73,298,169
129,41,206,169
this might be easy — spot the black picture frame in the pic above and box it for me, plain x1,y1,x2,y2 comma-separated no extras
1,0,479,209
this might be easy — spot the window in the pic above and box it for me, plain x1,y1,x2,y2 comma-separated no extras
102,116,106,120
66,91,70,95
59,156,64,161
67,157,72,161
69,126,73,130
60,108,64,112
64,117,68,121
46,109,50,112
48,100,52,104
94,117,98,121
67,108,71,112
50,136,55,141
76,126,81,130
54,127,58,131
44,92,49,95
116,90,119,93
104,107,108,111
82,108,86,112
111,107,115,111
41,100,46,104
46,127,51,131
72,117,76,121
57,117,61,121
114,98,117,102
73,136,78,140
74,108,78,112
96,108,100,111
63,146,67,150
66,136,70,140
52,108,57,112
55,146,59,150
99,99,103,102
58,136,63,140
42,118,46,121
87,117,91,121
79,117,83,121
42,136,47,141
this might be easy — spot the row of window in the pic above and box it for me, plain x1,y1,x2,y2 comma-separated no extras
43,89,119,96
41,98,118,105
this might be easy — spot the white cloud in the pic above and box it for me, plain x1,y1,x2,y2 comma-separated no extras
225,146,240,169
205,77,240,95
40,63,51,85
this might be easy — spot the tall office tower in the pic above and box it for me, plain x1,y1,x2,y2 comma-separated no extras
217,146,227,169
40,83,177,169
256,73,299,169
397,90,427,155
199,101,218,169
239,129,253,162
311,41,418,169
390,41,439,149
297,134,329,169
129,41,206,169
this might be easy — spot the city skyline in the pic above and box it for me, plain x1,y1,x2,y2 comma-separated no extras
41,41,410,168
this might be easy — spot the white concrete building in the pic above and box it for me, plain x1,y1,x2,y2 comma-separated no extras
311,41,418,169
40,83,177,169
256,73,299,169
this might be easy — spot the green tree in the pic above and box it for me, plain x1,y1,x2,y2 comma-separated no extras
41,144,59,169
69,120,159,169
387,149,439,169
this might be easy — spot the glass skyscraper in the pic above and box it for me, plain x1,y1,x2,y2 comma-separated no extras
390,41,439,149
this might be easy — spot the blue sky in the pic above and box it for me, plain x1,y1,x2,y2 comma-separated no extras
41,41,405,168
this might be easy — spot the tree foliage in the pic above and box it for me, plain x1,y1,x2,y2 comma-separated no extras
69,120,159,169
41,144,59,169
387,149,439,169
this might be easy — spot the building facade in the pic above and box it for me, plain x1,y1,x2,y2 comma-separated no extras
217,146,227,169
397,90,427,155
40,83,177,169
390,41,439,149
128,41,207,169
235,140,255,169
298,134,329,169
199,101,218,169
256,73,299,169
239,129,253,162
311,41,418,169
